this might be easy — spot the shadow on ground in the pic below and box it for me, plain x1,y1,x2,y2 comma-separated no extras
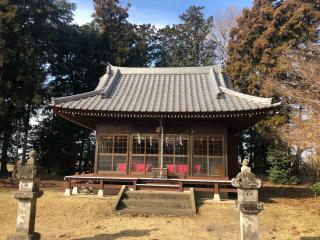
73,229,158,240
260,185,314,203
300,237,320,240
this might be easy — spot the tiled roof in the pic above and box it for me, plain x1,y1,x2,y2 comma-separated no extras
50,65,279,116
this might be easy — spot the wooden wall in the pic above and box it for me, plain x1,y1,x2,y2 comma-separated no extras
95,119,241,178
227,129,241,178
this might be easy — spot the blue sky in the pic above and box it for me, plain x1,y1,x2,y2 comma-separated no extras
73,0,253,27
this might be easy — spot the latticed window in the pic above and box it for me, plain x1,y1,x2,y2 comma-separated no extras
98,135,128,172
132,136,159,173
163,136,188,175
193,136,224,176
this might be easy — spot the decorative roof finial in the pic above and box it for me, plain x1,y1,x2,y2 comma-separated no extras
106,63,112,75
216,92,225,99
220,61,224,72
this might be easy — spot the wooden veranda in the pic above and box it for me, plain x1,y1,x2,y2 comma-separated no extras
64,173,237,197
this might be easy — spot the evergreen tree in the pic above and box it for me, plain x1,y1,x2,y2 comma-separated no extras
92,0,155,66
225,0,319,175
36,22,104,174
155,6,217,67
226,0,320,95
267,147,298,184
0,0,75,174
34,1,155,174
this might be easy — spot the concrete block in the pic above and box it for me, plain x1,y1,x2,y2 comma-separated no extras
213,193,221,202
97,189,104,197
64,188,71,196
72,187,78,195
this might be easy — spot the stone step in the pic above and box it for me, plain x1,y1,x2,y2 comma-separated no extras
120,198,192,209
114,189,195,216
117,206,194,216
124,191,190,200
136,183,179,188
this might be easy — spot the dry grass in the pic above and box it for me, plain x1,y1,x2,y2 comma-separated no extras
0,180,319,240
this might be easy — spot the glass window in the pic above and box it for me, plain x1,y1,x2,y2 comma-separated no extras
209,137,223,156
132,135,159,173
99,136,113,153
146,137,159,154
194,137,207,155
98,135,128,172
133,137,145,154
164,138,174,154
163,136,188,175
114,136,128,154
193,136,223,176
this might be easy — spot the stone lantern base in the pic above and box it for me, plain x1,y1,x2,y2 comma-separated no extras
7,232,40,240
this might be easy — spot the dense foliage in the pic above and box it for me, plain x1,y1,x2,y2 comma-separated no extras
225,0,320,180
266,148,298,184
311,182,320,196
0,1,218,175
226,0,319,95
154,6,216,67
0,0,76,174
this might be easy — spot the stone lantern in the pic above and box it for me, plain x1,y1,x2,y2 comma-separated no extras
7,150,43,240
231,159,263,240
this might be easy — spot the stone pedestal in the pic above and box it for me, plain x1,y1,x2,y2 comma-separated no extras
213,193,221,201
7,165,42,240
72,186,78,195
231,160,263,240
64,188,71,196
97,189,104,197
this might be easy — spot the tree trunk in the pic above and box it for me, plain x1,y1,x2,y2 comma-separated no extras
238,134,245,161
78,134,85,173
0,126,11,176
21,103,31,165
249,128,254,163
15,119,21,168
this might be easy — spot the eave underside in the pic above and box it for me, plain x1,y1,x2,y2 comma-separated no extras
53,107,273,131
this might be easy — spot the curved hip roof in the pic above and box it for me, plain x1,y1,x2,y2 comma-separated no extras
50,64,280,118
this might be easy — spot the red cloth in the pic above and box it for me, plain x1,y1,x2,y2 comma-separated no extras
166,164,175,173
133,163,152,172
176,164,188,173
194,164,201,173
134,163,145,172
117,163,126,171
146,164,151,172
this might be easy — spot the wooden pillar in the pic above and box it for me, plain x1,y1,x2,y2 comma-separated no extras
94,136,99,173
179,181,183,192
133,180,137,191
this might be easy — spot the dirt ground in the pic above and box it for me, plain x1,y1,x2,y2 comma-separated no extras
0,180,320,240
